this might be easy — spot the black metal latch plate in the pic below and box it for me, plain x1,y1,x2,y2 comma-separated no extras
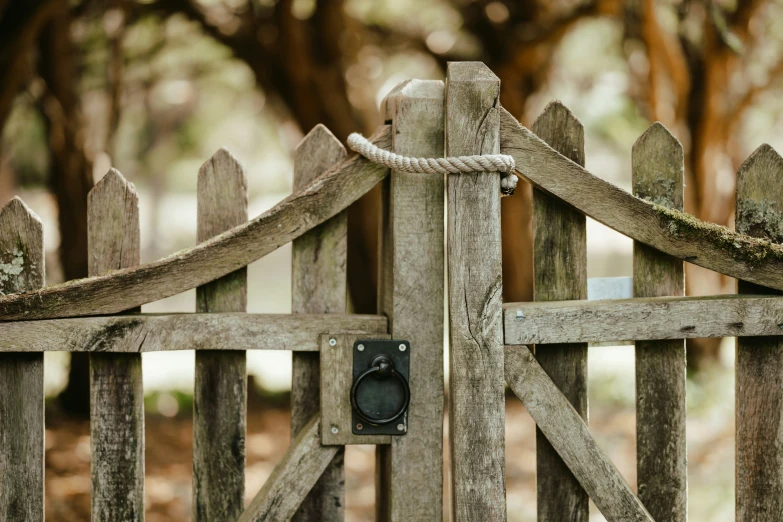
351,339,410,436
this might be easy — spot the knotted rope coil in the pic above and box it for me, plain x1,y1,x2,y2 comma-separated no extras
347,132,519,195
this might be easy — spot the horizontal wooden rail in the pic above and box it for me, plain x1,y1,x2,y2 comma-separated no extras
504,294,783,344
238,415,338,522
0,126,391,322
0,313,387,352
505,346,653,522
500,108,783,293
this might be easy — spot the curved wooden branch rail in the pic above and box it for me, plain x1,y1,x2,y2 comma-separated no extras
0,126,391,321
500,108,783,292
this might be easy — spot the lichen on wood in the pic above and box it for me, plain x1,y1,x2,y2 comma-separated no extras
652,202,783,267
737,199,783,244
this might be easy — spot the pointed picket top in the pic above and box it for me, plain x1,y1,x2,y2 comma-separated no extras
632,122,684,210
93,167,135,194
88,168,140,276
532,101,585,166
294,124,346,190
634,121,682,154
0,196,44,294
736,144,783,243
198,147,247,199
737,143,783,182
198,147,248,242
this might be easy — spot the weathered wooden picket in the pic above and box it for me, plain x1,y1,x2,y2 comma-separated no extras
1,61,783,521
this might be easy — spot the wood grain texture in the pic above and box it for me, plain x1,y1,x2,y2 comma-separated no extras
446,62,505,522
291,124,347,521
505,345,653,522
194,148,247,522
0,126,391,322
238,416,339,522
499,108,783,292
320,334,392,446
0,313,387,352
531,101,589,522
633,123,687,521
736,144,783,521
504,294,783,344
88,169,144,522
378,79,445,522
0,197,44,522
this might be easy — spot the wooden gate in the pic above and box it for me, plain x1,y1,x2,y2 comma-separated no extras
2,61,783,521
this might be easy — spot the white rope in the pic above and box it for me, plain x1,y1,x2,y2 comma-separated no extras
347,133,518,194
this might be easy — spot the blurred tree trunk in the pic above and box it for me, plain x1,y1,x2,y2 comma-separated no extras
0,1,58,129
38,2,94,417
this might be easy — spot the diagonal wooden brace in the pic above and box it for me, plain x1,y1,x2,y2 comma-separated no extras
237,415,337,522
504,345,654,522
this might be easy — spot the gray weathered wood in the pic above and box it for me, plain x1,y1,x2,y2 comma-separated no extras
505,345,653,522
0,126,391,321
320,333,392,446
292,124,347,522
633,122,687,521
0,197,44,522
377,79,445,522
736,144,783,521
446,62,505,522
0,313,387,352
504,294,783,344
194,148,247,521
531,101,589,522
499,108,783,292
238,415,339,522
88,169,144,522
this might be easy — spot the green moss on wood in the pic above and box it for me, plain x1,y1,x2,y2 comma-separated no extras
652,203,783,268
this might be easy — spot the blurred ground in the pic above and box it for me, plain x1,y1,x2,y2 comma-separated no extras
44,360,735,522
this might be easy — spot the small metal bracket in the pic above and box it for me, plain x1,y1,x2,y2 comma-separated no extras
351,339,410,436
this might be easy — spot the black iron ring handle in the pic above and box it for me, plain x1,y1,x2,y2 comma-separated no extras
350,358,410,425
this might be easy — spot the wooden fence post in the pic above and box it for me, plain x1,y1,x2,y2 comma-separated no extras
377,79,445,521
446,61,506,521
736,144,783,521
291,124,348,521
194,149,248,521
0,197,44,522
89,170,144,521
531,101,589,520
633,123,687,520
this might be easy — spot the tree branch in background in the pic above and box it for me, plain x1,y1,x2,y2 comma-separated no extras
0,1,59,130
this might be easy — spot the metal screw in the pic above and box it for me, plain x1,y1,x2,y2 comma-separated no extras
357,343,365,351
329,338,337,347
356,423,363,430
331,426,339,434
399,343,406,352
397,424,405,432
